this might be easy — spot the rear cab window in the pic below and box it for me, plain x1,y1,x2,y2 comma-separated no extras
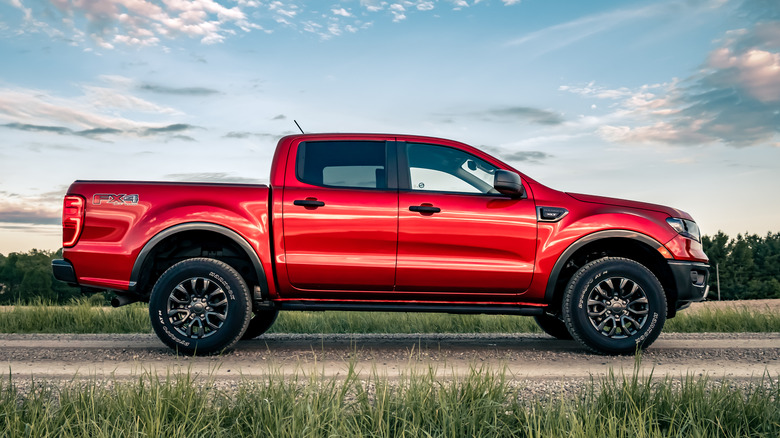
296,141,389,189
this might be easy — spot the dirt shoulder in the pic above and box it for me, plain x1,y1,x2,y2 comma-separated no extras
2,332,778,383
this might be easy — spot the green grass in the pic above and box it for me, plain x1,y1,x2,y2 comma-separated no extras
665,306,780,332
1,299,779,334
1,364,778,437
0,301,150,334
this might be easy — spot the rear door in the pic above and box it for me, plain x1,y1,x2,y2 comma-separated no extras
396,142,537,300
281,139,399,294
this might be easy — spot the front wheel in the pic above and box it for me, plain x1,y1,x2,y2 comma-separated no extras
149,258,252,355
562,257,666,355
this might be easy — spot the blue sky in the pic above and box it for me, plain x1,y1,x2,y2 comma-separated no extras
0,0,778,254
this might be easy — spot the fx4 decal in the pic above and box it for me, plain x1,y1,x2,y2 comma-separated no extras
93,194,139,205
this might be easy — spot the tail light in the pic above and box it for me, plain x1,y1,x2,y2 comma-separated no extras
62,195,85,247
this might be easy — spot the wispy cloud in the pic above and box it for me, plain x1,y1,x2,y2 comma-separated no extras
504,0,723,56
441,106,565,125
141,124,197,136
164,172,265,184
0,200,60,225
500,150,554,163
479,145,554,164
139,84,220,96
485,107,565,125
222,131,281,140
1,122,199,140
0,80,200,140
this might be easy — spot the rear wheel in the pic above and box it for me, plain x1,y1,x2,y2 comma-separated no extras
533,314,573,340
149,258,252,355
563,257,666,355
241,308,279,340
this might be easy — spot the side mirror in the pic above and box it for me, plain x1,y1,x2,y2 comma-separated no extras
494,170,525,198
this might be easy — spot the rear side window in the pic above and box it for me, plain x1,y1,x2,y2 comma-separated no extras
296,141,387,189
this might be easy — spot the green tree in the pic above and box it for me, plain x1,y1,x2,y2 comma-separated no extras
703,232,780,300
0,249,80,304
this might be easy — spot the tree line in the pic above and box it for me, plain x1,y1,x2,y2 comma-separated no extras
1,232,779,304
0,249,81,304
702,232,780,300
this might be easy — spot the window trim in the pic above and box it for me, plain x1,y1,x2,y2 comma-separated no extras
295,140,398,191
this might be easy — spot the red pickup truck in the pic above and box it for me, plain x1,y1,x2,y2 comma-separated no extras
52,133,709,355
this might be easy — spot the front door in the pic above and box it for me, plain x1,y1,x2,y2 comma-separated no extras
396,142,537,300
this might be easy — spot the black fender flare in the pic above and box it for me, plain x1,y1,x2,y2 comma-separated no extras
543,230,665,303
128,222,269,296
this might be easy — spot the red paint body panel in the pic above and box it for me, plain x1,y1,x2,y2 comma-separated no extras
281,186,398,292
62,182,273,295
60,133,708,308
397,191,536,296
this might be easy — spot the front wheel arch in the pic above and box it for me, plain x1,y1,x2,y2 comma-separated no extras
545,233,678,318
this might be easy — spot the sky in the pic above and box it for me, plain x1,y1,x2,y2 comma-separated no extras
0,0,778,255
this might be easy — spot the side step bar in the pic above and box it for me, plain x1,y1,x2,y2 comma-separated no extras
276,301,545,316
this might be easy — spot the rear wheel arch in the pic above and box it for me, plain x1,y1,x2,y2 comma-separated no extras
129,223,269,301
544,231,678,317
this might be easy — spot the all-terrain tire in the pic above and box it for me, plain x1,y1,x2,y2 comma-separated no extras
562,257,666,355
533,314,573,340
241,308,279,340
149,258,252,355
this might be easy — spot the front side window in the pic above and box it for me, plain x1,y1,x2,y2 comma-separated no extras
297,141,387,189
406,143,498,194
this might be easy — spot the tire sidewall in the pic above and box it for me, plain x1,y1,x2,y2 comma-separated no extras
564,258,666,354
149,258,251,355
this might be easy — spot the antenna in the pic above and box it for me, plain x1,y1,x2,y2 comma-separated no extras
294,120,304,134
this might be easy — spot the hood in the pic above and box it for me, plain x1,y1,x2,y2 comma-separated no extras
566,192,692,220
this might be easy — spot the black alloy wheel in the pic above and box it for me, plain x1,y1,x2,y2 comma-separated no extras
563,257,667,355
149,258,251,355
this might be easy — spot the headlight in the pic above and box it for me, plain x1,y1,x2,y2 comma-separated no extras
666,218,701,242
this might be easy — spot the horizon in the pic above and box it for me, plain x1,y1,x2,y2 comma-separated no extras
1,0,778,254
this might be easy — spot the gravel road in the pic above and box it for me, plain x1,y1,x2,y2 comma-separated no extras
2,332,778,385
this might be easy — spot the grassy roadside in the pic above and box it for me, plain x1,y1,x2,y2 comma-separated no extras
1,364,778,437
1,300,779,334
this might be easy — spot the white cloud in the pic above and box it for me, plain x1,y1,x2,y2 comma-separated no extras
389,3,406,22
332,8,352,17
562,37,780,147
328,23,342,36
417,2,435,11
0,80,186,137
451,0,469,9
85,81,185,115
361,1,387,12
502,0,522,5
708,48,780,103
16,0,259,47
